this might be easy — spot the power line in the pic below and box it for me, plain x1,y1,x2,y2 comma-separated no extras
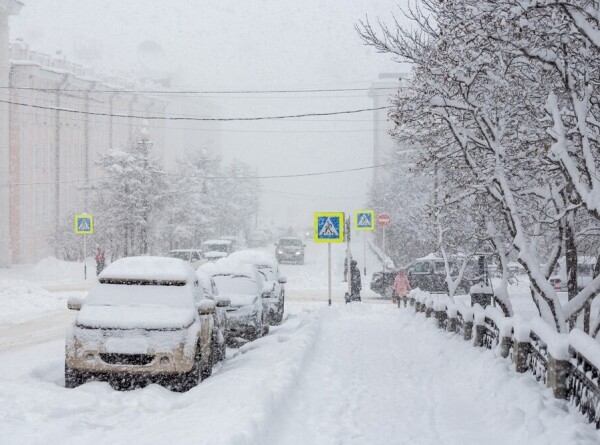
3,162,397,187
0,98,392,121
0,85,405,95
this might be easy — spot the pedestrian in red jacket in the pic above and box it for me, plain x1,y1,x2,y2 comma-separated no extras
393,268,411,306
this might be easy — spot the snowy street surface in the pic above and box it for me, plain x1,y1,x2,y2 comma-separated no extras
1,242,599,444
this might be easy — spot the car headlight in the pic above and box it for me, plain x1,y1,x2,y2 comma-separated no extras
277,250,283,254
295,251,301,255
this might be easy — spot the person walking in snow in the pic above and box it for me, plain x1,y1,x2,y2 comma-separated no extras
95,247,106,276
350,259,362,301
393,268,411,307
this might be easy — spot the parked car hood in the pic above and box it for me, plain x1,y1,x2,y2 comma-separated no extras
77,305,196,330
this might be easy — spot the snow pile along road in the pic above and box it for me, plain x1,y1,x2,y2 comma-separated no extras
0,280,66,325
0,305,323,445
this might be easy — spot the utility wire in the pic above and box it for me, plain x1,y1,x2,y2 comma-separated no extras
3,162,398,187
0,98,392,121
0,85,406,95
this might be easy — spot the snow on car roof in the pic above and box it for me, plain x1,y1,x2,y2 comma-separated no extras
228,250,277,267
201,259,258,279
98,256,196,283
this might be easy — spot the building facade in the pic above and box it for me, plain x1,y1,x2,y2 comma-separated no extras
8,41,168,264
0,0,23,267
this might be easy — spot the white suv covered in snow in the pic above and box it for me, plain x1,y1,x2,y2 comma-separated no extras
201,262,270,343
65,256,215,392
228,250,287,325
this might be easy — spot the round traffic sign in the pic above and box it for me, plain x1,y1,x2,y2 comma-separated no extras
377,213,391,228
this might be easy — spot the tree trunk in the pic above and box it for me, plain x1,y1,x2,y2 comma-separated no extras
566,210,578,329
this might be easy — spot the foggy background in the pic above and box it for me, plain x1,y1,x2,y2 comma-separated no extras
11,0,410,229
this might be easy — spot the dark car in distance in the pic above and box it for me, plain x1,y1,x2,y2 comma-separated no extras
275,237,305,264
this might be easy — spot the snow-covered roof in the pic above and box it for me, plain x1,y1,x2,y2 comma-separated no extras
212,261,258,279
228,250,277,267
98,256,196,283
168,249,201,253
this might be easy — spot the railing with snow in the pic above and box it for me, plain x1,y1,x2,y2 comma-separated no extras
401,290,600,429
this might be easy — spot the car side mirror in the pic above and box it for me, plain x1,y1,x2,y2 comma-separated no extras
197,299,216,315
278,276,287,284
274,242,278,247
215,296,231,308
67,295,84,311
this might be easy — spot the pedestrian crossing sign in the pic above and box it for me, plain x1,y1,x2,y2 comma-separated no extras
74,213,94,235
354,210,375,231
314,212,345,243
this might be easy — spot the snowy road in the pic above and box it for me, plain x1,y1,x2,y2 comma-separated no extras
1,242,599,444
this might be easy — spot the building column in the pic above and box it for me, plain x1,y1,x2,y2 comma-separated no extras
0,0,23,267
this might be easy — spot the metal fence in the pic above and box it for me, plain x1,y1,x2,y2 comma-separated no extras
406,291,600,430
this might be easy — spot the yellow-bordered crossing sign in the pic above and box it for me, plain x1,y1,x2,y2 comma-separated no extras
314,212,345,243
74,213,94,235
354,210,375,231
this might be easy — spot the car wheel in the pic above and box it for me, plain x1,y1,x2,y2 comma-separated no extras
173,346,201,392
273,298,284,325
65,363,86,388
201,345,213,381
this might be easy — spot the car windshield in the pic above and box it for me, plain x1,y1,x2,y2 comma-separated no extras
212,274,257,295
167,251,190,261
279,239,302,246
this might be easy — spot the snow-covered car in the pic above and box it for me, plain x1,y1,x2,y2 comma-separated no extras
407,255,449,293
166,249,207,269
227,250,287,325
65,256,215,392
203,262,270,342
274,237,305,264
196,268,230,363
202,239,234,261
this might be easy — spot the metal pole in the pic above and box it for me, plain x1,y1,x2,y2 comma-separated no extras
363,232,367,276
328,243,332,306
83,235,87,280
382,227,386,272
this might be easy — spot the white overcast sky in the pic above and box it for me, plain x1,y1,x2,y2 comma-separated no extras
11,0,411,228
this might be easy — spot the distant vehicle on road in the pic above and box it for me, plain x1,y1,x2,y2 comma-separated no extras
370,268,399,299
202,239,235,261
166,249,207,269
275,237,305,264
65,256,215,392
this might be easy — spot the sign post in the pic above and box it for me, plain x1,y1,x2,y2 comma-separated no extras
74,213,94,279
377,213,391,271
314,212,345,306
355,210,375,276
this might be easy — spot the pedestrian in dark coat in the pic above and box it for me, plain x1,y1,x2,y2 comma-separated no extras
350,259,362,301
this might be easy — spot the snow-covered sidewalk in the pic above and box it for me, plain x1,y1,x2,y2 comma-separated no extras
1,302,598,445
266,304,599,445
